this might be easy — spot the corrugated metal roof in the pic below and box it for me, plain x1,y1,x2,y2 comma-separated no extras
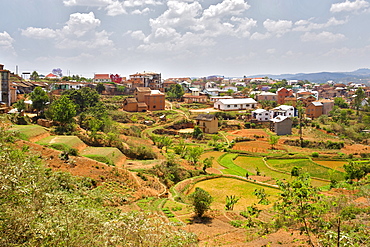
311,102,323,106
217,98,257,104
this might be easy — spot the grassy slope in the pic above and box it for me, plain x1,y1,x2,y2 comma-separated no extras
37,135,85,150
81,147,125,165
10,125,48,140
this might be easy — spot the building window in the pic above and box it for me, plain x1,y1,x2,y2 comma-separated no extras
227,105,230,108
234,105,237,107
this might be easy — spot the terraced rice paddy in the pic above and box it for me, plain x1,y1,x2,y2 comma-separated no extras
187,177,279,211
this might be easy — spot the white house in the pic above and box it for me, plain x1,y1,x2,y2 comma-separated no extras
252,109,270,121
210,96,233,102
214,98,257,111
269,105,296,119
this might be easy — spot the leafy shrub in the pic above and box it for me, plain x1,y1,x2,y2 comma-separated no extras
229,220,243,228
312,152,319,158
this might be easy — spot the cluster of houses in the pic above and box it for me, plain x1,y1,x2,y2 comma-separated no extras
2,62,370,135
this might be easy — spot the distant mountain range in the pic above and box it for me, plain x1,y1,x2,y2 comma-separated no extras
248,68,370,84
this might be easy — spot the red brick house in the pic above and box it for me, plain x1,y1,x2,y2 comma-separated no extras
277,88,293,105
306,102,323,119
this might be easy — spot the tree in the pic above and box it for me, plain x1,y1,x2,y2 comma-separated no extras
30,86,49,116
31,71,39,81
189,187,213,217
13,99,25,112
186,146,204,166
268,135,280,150
297,103,305,147
344,161,370,183
274,174,329,247
193,126,203,139
202,157,214,174
334,97,348,108
153,135,173,152
49,95,76,125
225,195,239,210
167,84,184,101
96,83,105,94
353,88,365,115
62,87,100,113
291,166,301,177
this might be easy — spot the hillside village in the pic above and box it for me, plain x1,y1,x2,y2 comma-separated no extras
1,63,369,246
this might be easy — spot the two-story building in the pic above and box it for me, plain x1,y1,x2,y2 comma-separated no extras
252,109,270,121
277,87,294,105
269,105,296,119
306,102,323,119
195,114,218,134
123,87,165,112
129,71,162,91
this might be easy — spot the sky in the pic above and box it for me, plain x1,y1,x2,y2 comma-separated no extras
1,0,370,79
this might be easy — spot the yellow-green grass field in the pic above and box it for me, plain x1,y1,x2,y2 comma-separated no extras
37,136,86,151
81,147,125,166
234,156,330,187
266,159,345,181
10,125,48,141
187,177,280,211
313,160,348,172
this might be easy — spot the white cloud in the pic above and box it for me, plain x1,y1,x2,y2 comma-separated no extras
134,0,255,52
330,0,369,13
62,12,101,37
250,32,271,40
130,30,146,40
64,0,163,16
263,19,292,37
63,0,112,7
301,31,346,43
22,12,114,51
0,31,16,56
202,0,250,19
0,31,14,49
293,17,348,32
106,1,127,16
21,27,57,39
131,8,150,15
266,48,276,54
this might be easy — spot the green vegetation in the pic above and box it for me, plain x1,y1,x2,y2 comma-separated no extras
187,177,280,210
218,153,248,176
10,124,48,140
37,135,85,150
266,158,345,181
189,187,213,217
81,147,125,166
0,128,197,246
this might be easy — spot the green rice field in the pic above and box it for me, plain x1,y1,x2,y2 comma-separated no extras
234,156,330,187
187,177,280,211
266,158,345,181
